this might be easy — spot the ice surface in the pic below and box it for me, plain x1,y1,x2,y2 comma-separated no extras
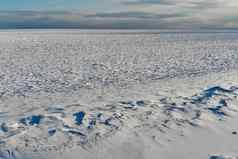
0,30,238,159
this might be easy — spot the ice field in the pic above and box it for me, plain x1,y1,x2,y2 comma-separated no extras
0,30,238,159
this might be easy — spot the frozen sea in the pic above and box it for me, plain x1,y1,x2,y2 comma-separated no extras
0,30,238,159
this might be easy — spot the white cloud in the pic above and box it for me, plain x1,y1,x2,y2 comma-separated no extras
120,0,238,28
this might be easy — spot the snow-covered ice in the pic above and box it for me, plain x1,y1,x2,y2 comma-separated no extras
0,30,238,159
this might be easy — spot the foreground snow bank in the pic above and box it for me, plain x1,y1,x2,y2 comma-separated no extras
0,71,237,159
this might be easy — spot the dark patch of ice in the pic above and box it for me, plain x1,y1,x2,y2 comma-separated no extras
67,129,86,137
207,107,227,117
119,100,145,109
63,124,86,137
63,124,70,129
160,97,167,104
192,86,237,103
165,106,187,113
97,113,103,119
120,101,136,107
87,119,96,129
73,111,85,125
207,99,228,117
232,131,237,135
0,112,8,116
46,107,65,114
96,113,120,128
136,100,145,106
19,115,44,126
209,155,227,159
104,118,113,126
0,123,8,133
113,112,123,119
0,150,16,159
219,99,228,107
97,113,110,125
192,110,202,120
48,128,56,136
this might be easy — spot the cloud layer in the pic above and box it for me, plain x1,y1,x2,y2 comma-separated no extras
0,0,238,29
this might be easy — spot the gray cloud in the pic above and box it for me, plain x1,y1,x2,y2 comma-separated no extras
123,0,165,5
123,0,218,6
0,0,238,29
85,11,185,19
0,11,182,29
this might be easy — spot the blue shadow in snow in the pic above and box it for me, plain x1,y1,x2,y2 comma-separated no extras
0,150,16,159
87,119,96,129
19,115,44,126
119,100,145,109
48,128,56,136
207,99,228,117
0,123,8,132
192,86,237,104
165,106,187,113
73,111,85,125
209,155,226,159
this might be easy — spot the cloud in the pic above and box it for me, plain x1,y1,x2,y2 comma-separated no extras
0,0,238,29
122,0,219,7
119,0,238,29
85,11,185,19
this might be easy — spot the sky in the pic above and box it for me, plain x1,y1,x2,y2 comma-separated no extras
0,0,238,29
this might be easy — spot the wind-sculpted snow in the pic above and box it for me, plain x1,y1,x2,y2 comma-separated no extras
0,150,16,159
0,149,26,159
0,30,238,158
209,155,238,159
0,84,237,157
19,115,44,126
